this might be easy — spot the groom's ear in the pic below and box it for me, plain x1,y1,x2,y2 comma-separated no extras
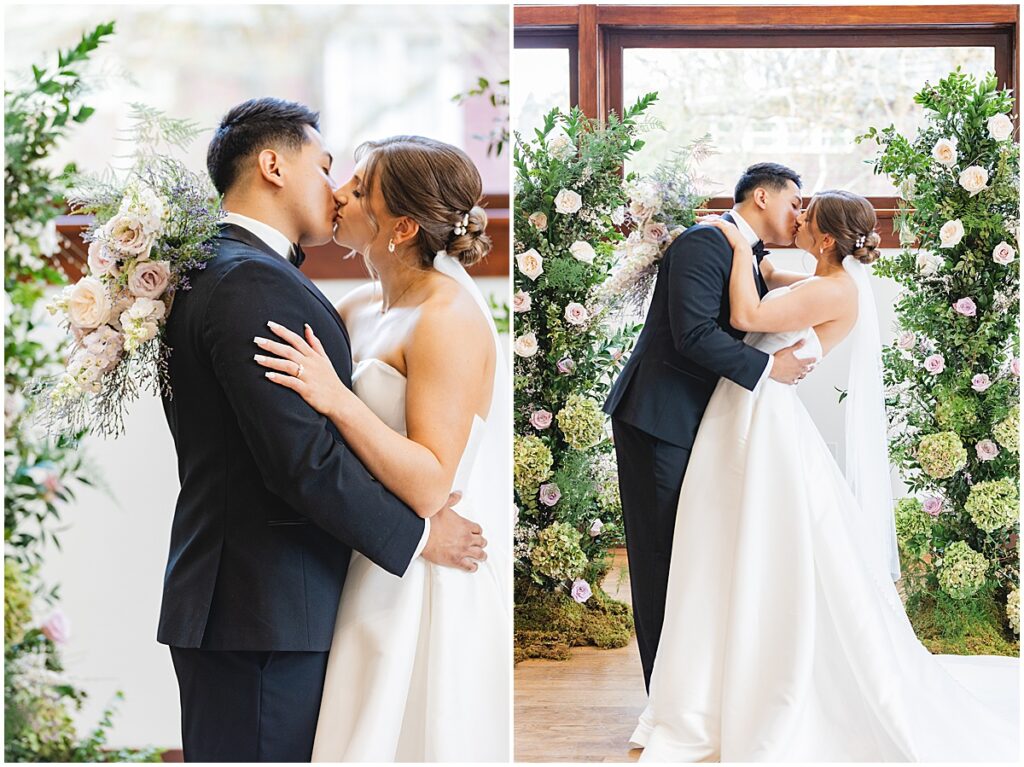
256,148,286,189
392,215,420,246
750,186,769,210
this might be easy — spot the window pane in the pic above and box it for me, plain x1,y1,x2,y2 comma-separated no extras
513,47,571,144
623,46,995,196
4,4,509,192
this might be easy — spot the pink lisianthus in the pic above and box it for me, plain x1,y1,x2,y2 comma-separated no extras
41,610,71,645
570,579,593,603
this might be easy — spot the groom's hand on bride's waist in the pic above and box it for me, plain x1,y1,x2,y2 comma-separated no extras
420,493,488,572
769,339,817,385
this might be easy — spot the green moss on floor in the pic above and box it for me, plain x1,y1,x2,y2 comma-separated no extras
907,588,1019,656
514,583,634,663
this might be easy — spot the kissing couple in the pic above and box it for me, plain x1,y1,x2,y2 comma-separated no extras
605,163,1019,761
158,98,510,762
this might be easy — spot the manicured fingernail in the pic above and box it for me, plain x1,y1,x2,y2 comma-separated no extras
254,354,265,362
267,321,279,328
254,337,267,345
265,371,276,379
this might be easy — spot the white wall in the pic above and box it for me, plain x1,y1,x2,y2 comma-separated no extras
38,276,508,750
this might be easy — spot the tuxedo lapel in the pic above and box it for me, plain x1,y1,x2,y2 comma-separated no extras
215,223,352,349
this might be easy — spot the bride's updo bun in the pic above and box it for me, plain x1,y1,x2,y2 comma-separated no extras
354,135,492,268
807,190,881,265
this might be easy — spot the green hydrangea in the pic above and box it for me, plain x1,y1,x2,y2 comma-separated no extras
964,478,1019,533
529,521,587,582
592,452,621,516
937,540,989,600
992,405,1019,453
935,394,979,433
556,394,605,450
5,559,32,647
1007,587,1020,636
514,435,553,497
894,497,933,559
917,432,968,479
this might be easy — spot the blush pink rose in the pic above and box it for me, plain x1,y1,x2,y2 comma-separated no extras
538,482,561,506
87,240,118,277
953,297,977,317
513,290,532,313
897,331,916,351
556,357,576,375
971,373,992,392
530,409,553,430
993,241,1016,265
571,579,593,603
1012,358,1020,377
923,354,945,374
41,610,71,645
127,260,172,299
976,439,999,462
564,302,589,326
923,497,943,517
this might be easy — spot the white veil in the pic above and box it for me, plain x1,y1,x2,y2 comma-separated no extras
842,256,901,581
432,251,513,597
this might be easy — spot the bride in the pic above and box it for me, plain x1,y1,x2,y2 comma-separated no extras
253,136,510,761
631,190,1019,762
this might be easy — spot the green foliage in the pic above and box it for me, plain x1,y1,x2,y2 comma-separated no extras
4,23,155,761
861,69,1019,645
512,95,657,608
514,583,634,662
452,76,510,157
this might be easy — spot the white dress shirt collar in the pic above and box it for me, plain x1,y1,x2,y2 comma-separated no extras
727,208,762,248
222,211,292,260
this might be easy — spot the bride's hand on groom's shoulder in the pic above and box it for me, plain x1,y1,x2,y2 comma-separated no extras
254,320,352,418
421,496,488,573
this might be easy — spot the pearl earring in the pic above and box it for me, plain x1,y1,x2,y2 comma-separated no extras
388,239,396,253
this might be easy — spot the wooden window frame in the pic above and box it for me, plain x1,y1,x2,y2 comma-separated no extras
514,4,1020,247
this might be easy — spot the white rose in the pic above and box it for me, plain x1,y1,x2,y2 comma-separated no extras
514,332,538,357
67,277,113,329
564,302,589,326
589,519,604,537
528,212,548,232
610,206,626,226
513,290,532,313
915,251,943,276
554,188,582,215
548,134,574,160
988,113,1013,142
958,165,989,197
931,138,958,167
516,248,544,281
939,219,965,249
569,240,596,264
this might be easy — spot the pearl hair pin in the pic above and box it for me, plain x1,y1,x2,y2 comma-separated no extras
453,212,470,236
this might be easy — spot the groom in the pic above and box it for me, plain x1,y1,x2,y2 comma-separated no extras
604,163,814,691
158,98,487,762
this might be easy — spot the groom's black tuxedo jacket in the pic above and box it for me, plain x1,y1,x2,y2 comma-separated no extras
158,223,424,652
604,214,770,448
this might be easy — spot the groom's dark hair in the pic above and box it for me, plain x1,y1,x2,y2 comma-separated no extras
734,162,801,203
207,97,321,195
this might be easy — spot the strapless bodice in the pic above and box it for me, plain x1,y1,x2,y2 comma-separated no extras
743,284,823,360
350,358,486,491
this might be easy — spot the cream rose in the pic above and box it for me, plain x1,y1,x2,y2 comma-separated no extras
102,213,155,259
128,260,172,299
554,188,583,215
931,137,958,167
516,248,544,281
939,219,965,249
564,302,589,326
514,332,539,358
569,240,596,264
87,240,119,277
988,113,1013,142
513,290,532,313
916,251,943,276
528,212,548,232
67,277,113,329
548,134,574,160
992,241,1016,265
958,165,989,197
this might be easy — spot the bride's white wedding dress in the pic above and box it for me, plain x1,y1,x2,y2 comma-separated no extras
311,256,511,762
632,282,1019,762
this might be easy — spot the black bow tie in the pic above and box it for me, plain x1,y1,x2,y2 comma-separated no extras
289,242,306,269
753,240,769,263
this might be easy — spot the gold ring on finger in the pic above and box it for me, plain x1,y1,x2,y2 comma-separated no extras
296,363,304,378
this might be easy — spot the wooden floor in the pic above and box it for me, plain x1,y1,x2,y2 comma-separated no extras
514,548,648,763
